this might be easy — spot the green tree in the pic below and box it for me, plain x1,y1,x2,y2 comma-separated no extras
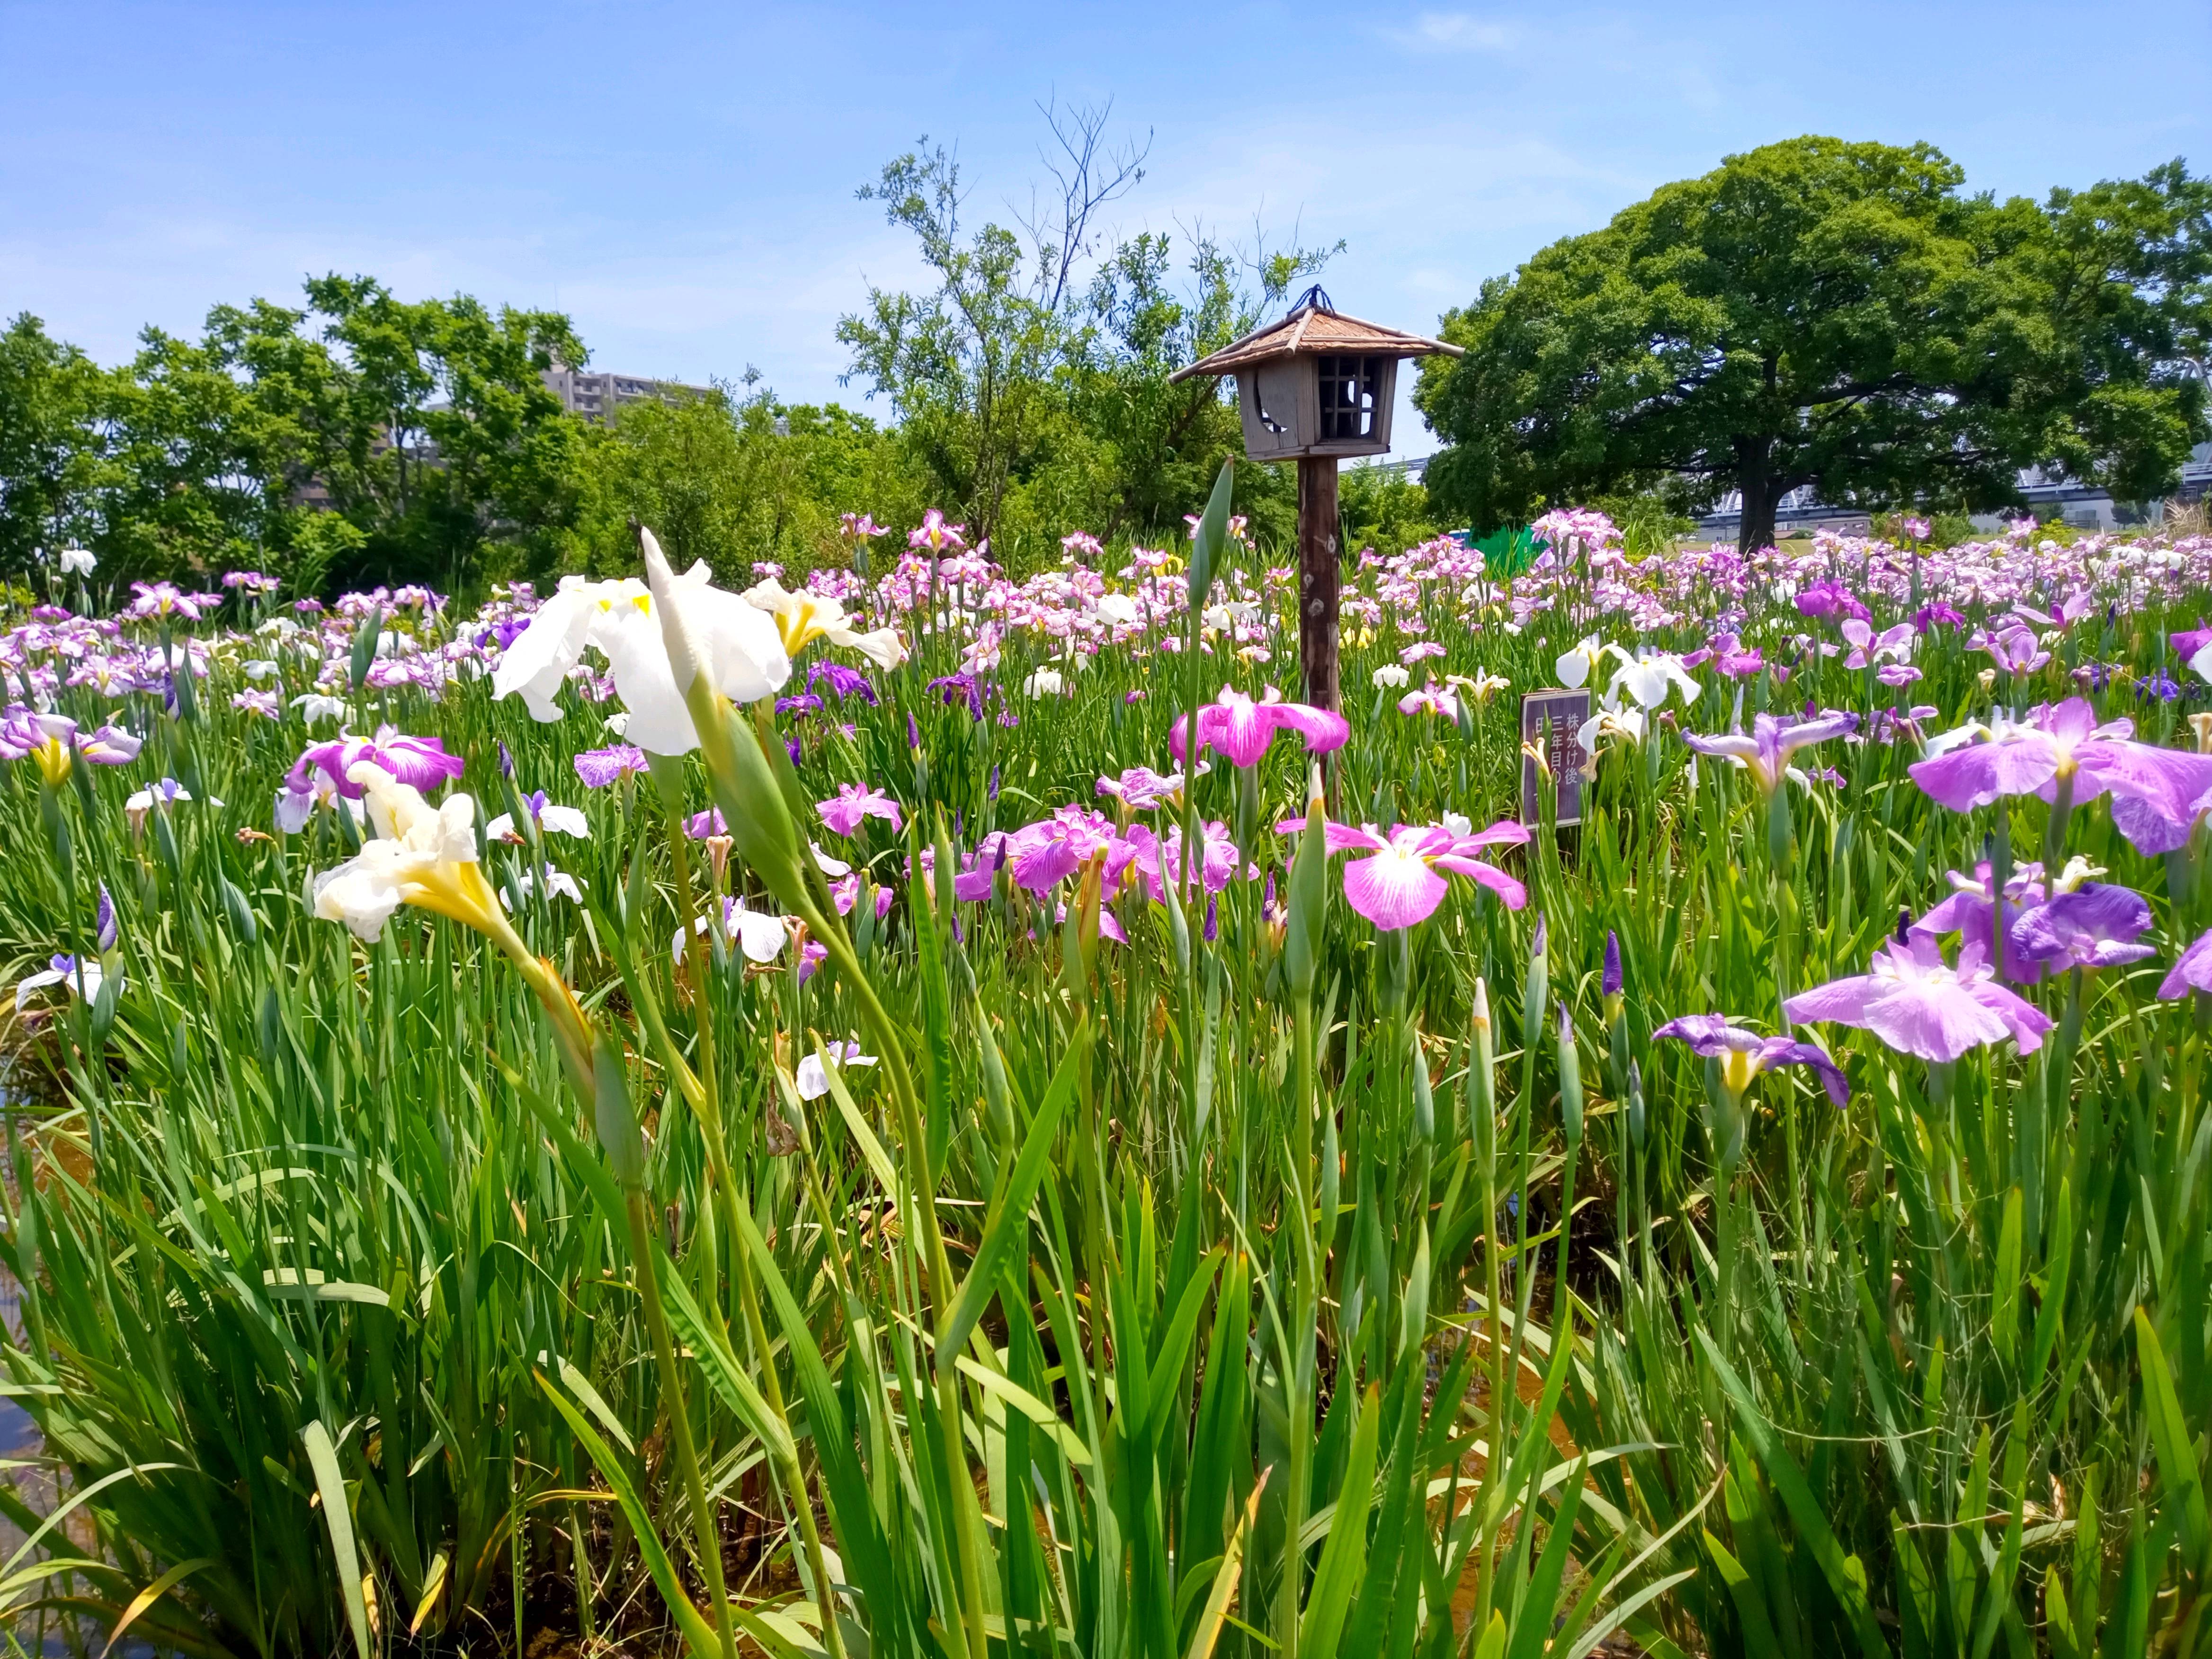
1338,462,1436,554
0,313,116,570
292,276,587,590
1059,229,1332,549
1417,137,2212,554
567,378,925,583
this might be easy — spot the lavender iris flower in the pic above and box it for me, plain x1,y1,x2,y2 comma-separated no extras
1783,935,2052,1063
1908,697,2212,856
2162,927,2212,1000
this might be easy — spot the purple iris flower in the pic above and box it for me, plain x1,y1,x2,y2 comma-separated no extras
2162,927,2212,1000
808,659,879,706
1603,931,1623,999
573,744,648,787
927,674,984,720
2171,618,2212,662
2139,668,2183,703
1911,861,2050,981
1653,1013,1850,1106
2009,883,2156,972
1681,709,1858,797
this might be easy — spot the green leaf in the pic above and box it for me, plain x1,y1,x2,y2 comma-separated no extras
301,1419,372,1659
1696,1330,1888,1659
2133,1306,2208,1568
1300,1382,1381,1659
1186,456,1235,608
937,1018,1087,1371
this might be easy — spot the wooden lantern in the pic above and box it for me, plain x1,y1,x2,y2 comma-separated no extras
1171,286,1460,711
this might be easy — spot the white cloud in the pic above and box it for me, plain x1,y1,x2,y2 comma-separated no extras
1397,12,1522,51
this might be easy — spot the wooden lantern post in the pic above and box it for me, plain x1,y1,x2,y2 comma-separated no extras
1171,286,1461,711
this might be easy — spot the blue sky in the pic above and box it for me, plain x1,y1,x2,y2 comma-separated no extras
5,0,2206,456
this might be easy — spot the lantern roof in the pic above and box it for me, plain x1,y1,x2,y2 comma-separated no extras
1169,285,1462,384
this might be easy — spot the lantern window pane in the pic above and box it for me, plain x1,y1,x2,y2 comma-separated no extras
1317,355,1382,441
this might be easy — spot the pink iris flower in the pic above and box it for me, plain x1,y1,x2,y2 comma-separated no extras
817,782,903,837
1397,682,1459,720
1170,684,1349,768
831,872,895,920
1783,934,2052,1063
296,725,465,799
1276,818,1529,931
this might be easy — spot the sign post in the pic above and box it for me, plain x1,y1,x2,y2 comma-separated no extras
1519,690,1593,827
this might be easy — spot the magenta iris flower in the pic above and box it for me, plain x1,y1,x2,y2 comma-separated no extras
1170,684,1349,768
2161,928,2212,999
1275,817,1529,931
1124,820,1247,902
1783,935,2052,1063
1908,698,2212,855
817,782,903,837
1652,1013,1849,1106
296,725,465,799
1003,806,1127,895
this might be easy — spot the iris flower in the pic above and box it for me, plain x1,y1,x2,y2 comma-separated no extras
674,898,793,966
0,711,143,784
494,540,791,754
818,782,903,837
1908,697,2212,855
1170,684,1349,768
1783,935,2052,1063
297,726,465,799
1681,710,1857,797
15,954,116,1011
1275,818,1529,931
1604,645,1701,711
312,764,505,944
2009,883,2155,972
745,579,907,669
1096,766,1189,810
573,744,649,787
2162,927,2212,1000
1653,1014,1849,1106
486,791,589,842
797,1041,878,1101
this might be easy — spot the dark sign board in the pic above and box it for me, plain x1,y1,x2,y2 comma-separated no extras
1520,690,1593,827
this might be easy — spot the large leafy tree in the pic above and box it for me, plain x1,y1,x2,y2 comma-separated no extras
0,313,115,570
1416,137,2212,554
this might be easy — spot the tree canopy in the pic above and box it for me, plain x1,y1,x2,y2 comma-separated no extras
1415,136,2212,553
